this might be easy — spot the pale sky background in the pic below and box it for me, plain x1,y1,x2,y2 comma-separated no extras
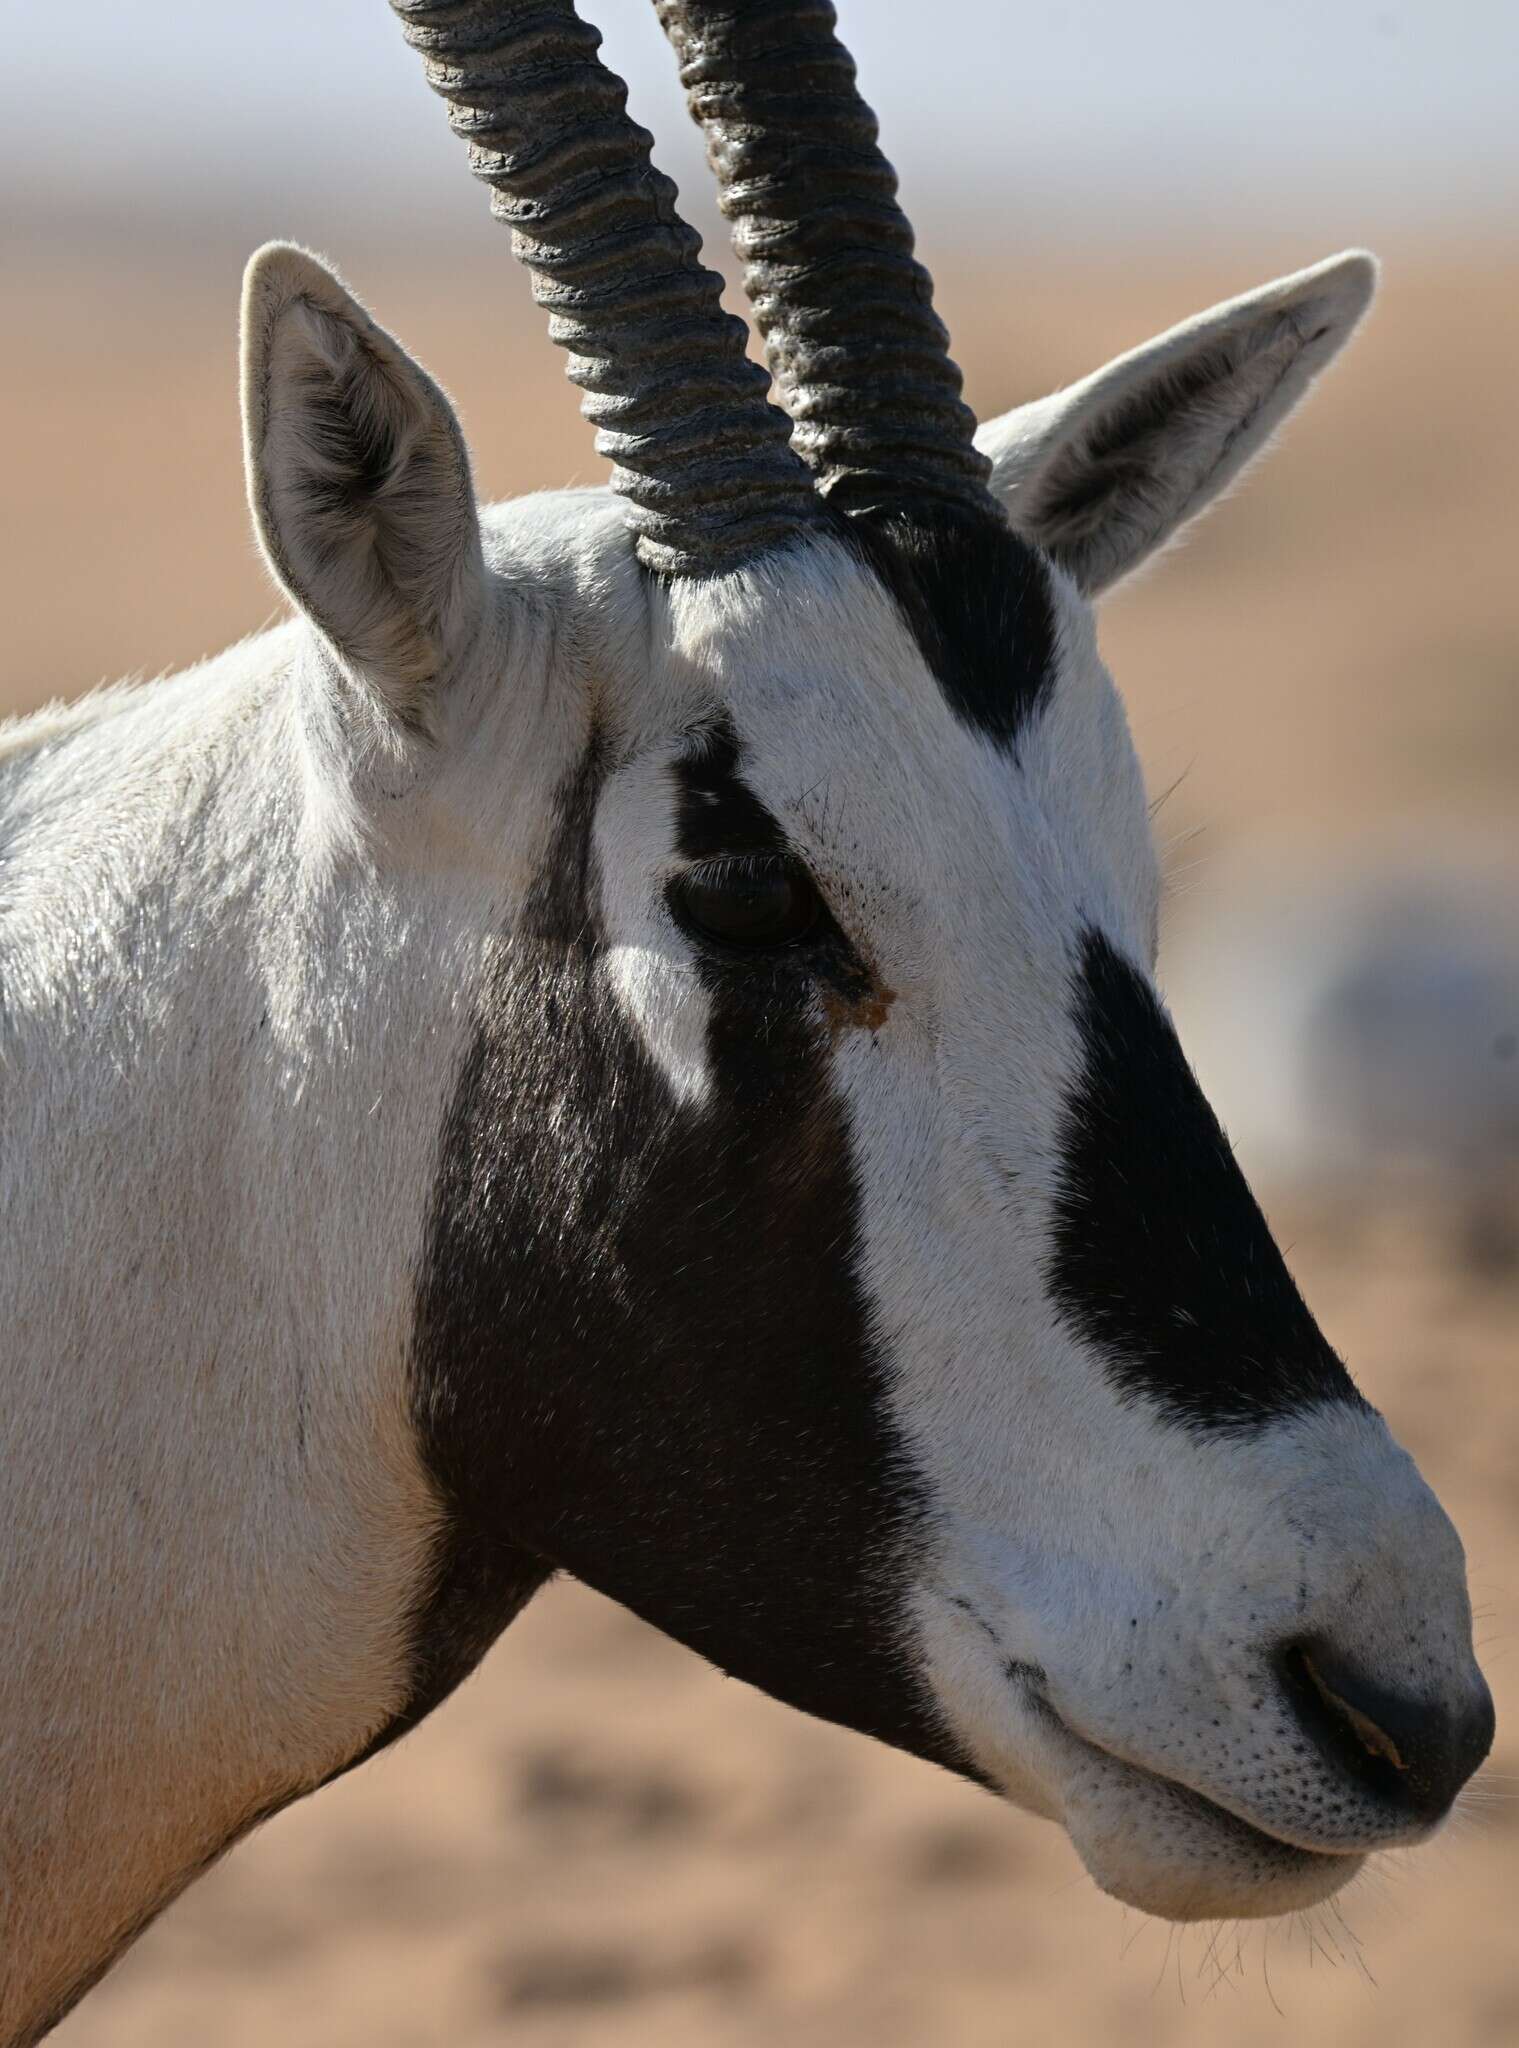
4,1,1517,257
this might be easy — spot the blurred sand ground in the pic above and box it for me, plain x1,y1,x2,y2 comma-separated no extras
4,222,1517,2045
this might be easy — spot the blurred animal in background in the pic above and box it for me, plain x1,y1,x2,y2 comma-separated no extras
0,0,1494,2039
1168,863,1519,1275
1309,901,1519,1270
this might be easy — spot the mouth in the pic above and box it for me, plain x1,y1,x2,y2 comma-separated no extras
1008,1672,1365,1922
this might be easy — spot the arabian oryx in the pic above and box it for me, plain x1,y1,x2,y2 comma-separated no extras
0,0,1494,2036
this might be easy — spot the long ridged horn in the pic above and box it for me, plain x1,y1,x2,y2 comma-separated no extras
655,0,994,520
389,0,823,574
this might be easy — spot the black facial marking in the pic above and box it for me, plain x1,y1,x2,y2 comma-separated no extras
842,506,1059,752
398,728,968,1776
672,722,879,1010
672,720,788,862
1051,929,1364,1432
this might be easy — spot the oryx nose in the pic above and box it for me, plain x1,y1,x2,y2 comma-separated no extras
1278,1640,1495,1825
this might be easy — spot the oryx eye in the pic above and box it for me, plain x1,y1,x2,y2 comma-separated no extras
669,855,822,951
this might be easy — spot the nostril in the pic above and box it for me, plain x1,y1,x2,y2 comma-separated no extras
1295,1646,1408,1768
1278,1643,1409,1806
1276,1640,1494,1825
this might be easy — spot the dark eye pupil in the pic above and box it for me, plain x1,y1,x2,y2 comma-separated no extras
671,858,820,949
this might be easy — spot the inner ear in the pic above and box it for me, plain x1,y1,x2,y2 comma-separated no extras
1035,310,1311,561
241,243,483,728
976,251,1376,596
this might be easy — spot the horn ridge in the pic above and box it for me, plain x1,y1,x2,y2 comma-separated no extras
391,0,823,573
656,0,995,518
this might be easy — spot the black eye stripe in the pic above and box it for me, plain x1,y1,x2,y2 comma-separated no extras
668,722,881,1007
673,724,788,864
394,729,962,1783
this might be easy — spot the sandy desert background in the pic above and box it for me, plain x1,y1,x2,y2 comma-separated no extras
4,2,1518,2042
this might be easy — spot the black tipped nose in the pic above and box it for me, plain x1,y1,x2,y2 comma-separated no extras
1278,1640,1495,1825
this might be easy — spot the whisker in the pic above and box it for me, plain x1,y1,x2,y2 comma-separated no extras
1261,1923,1285,2017
1148,764,1193,819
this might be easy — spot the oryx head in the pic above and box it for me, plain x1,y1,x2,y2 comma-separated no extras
239,0,1492,1923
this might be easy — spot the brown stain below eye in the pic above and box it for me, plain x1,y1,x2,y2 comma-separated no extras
821,981,897,1043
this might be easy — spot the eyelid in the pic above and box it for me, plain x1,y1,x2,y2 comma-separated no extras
683,851,791,886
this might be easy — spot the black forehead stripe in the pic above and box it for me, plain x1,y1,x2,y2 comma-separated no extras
842,506,1060,751
1051,928,1364,1432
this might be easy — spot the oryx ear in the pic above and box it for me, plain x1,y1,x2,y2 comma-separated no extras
976,251,1376,597
240,243,483,726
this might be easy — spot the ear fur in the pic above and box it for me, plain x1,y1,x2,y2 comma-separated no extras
975,250,1377,596
240,243,483,726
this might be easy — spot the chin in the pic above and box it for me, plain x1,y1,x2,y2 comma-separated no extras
1061,1761,1364,1922
987,1691,1367,1923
